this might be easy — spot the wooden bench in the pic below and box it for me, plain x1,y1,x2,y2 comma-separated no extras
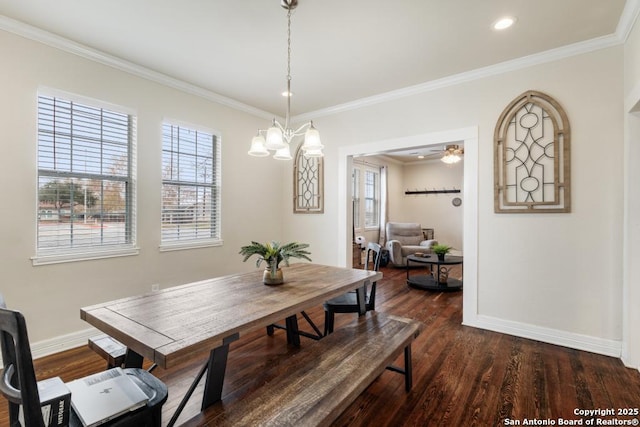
89,334,158,372
87,334,126,369
198,312,423,426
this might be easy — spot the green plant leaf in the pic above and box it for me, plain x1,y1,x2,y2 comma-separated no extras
432,244,452,255
239,240,312,269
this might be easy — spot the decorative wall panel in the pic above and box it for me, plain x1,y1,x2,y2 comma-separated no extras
293,144,324,213
494,90,571,213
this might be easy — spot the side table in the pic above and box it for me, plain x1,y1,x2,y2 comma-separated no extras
406,254,463,291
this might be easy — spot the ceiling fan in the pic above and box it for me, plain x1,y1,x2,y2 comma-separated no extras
424,144,464,163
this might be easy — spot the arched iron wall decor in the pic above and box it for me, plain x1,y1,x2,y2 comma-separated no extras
494,90,571,213
293,143,324,213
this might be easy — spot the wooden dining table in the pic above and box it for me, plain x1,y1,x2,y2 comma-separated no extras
80,263,382,426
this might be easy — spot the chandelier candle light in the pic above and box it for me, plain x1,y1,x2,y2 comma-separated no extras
248,0,323,160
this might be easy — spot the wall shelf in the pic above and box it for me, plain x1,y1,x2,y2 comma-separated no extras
404,188,461,195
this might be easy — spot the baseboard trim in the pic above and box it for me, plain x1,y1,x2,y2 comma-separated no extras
13,319,631,370
465,315,622,359
620,355,640,372
30,327,99,360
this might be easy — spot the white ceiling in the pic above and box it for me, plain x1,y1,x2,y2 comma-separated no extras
373,143,465,164
0,0,631,118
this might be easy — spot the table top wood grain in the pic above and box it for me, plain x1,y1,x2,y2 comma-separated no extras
81,263,382,369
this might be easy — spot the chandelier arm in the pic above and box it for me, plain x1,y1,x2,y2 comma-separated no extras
256,118,286,136
291,122,312,136
272,120,286,132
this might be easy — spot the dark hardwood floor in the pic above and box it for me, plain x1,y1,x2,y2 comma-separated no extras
3,264,640,426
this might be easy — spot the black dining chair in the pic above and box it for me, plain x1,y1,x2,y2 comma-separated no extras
0,295,168,427
323,242,382,336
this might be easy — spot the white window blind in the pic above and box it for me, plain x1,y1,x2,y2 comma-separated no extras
161,123,221,245
36,94,136,260
364,169,380,228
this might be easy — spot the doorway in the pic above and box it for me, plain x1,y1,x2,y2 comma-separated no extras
337,126,479,326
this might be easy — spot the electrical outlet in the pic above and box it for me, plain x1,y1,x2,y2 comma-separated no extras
151,284,160,292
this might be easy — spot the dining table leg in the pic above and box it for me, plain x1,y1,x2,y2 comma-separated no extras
123,348,144,368
167,333,240,427
285,315,301,347
201,333,240,409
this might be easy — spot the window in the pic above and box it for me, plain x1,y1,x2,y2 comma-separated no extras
161,123,221,248
36,94,136,264
352,163,380,230
364,169,380,228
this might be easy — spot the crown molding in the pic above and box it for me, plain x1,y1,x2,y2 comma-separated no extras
0,15,275,121
294,32,623,122
617,0,640,42
368,154,403,166
2,2,637,125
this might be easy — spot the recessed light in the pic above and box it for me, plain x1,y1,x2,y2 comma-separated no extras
418,155,425,159
493,16,516,30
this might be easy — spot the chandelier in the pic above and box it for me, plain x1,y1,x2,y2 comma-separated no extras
248,0,323,160
441,144,463,164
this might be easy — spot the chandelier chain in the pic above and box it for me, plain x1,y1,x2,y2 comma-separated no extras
285,8,292,126
287,9,292,82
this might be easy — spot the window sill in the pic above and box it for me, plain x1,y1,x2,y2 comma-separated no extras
32,246,140,266
159,239,223,252
354,227,380,235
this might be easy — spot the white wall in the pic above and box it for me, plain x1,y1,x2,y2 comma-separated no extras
386,161,405,224
397,160,464,250
0,30,284,345
623,14,640,369
284,45,626,355
624,12,640,94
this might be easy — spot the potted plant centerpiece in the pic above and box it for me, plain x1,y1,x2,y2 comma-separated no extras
239,241,312,285
432,244,452,262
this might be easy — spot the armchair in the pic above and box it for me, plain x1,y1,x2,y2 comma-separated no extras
385,222,438,267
